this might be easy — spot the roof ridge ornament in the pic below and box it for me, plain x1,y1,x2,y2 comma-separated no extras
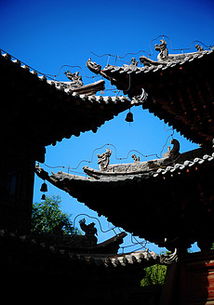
97,148,112,171
131,88,148,104
140,39,207,66
155,39,169,61
53,72,105,96
195,44,204,52
163,139,180,159
132,154,140,162
79,218,98,246
130,57,138,66
86,58,102,74
64,71,83,88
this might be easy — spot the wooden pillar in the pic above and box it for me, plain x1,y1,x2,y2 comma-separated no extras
160,252,214,305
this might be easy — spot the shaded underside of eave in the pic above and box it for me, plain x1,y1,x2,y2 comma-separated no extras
142,96,214,145
0,55,133,148
46,157,214,246
101,51,214,145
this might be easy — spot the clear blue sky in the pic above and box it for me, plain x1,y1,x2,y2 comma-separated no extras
1,0,213,253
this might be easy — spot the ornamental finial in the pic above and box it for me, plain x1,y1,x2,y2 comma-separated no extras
97,148,112,171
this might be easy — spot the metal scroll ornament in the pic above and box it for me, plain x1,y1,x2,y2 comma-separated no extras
159,249,178,265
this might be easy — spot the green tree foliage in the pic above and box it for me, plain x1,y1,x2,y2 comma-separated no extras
141,264,167,287
32,195,77,235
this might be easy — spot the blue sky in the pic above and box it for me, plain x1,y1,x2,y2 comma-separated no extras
1,0,214,253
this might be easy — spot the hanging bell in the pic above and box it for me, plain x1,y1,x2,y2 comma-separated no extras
40,181,48,192
41,194,46,200
125,111,134,122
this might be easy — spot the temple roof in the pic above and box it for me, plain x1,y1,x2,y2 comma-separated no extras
32,231,127,255
0,226,168,305
0,228,164,269
0,49,142,162
35,143,214,250
99,50,213,75
87,42,214,146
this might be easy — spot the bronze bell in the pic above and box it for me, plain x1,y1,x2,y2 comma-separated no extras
40,181,48,192
41,194,46,200
125,111,134,122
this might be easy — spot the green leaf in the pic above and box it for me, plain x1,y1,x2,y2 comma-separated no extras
32,195,78,235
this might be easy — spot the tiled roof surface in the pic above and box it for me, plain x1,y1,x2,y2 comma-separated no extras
0,49,140,106
0,229,160,268
102,50,213,75
88,49,214,145
0,49,142,160
153,151,214,178
38,147,214,183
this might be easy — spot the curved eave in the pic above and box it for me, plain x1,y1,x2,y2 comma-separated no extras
48,79,105,96
35,148,214,247
0,50,142,152
88,51,214,145
0,228,161,270
88,50,213,89
101,50,213,78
